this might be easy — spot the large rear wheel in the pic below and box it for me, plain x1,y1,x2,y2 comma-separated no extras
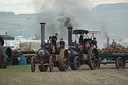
59,49,70,71
1,54,7,69
0,47,7,68
70,56,80,70
87,47,100,70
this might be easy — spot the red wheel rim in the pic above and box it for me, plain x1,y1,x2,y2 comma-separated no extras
64,51,69,70
2,56,5,68
91,49,100,69
64,57,69,70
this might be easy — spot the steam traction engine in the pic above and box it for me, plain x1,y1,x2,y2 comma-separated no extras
31,22,69,72
0,35,14,69
67,27,100,70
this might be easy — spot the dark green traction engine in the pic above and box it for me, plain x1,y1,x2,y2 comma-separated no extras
31,22,70,72
0,35,14,69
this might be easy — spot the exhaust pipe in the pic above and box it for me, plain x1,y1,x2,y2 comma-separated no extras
107,37,109,47
67,27,73,46
40,22,46,47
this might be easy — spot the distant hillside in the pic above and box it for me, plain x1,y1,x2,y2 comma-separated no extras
93,3,128,11
91,3,128,36
0,12,16,16
0,12,37,18
0,3,128,40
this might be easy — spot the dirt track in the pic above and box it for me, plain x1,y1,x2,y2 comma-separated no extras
0,64,128,85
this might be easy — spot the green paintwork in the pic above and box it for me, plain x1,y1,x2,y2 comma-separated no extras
100,53,128,58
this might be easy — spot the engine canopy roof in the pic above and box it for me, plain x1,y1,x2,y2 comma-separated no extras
73,30,89,34
0,35,14,40
73,30,101,34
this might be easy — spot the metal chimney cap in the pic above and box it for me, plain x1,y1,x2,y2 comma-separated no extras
40,22,46,25
67,26,73,29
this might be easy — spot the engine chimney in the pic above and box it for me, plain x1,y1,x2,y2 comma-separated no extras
40,22,46,47
67,27,73,46
107,37,109,47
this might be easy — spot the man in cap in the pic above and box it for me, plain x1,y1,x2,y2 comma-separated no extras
49,33,58,53
91,37,97,48
49,33,58,46
59,38,65,49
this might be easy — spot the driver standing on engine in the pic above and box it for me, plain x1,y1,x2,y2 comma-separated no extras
91,37,97,48
49,33,58,45
59,38,65,49
49,33,58,53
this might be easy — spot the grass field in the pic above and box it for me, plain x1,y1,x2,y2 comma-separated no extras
0,64,128,85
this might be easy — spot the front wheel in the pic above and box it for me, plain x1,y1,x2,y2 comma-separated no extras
70,56,80,70
31,56,35,72
87,47,100,70
38,65,48,72
26,57,31,64
49,56,54,72
115,57,125,69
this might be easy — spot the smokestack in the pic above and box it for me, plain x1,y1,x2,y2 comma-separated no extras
107,37,109,47
67,27,73,46
40,22,46,47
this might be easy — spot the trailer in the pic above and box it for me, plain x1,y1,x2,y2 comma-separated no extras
12,50,36,65
100,53,128,69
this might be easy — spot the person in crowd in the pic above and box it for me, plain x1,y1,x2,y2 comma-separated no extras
111,39,116,45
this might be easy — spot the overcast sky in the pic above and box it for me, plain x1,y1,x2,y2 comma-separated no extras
0,0,128,14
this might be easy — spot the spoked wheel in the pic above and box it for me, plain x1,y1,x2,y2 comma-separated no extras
0,47,7,68
31,56,35,72
123,59,126,68
115,57,125,69
26,57,31,64
59,49,70,71
5,47,13,66
70,56,80,70
38,65,48,72
1,54,7,69
49,56,54,72
98,60,101,69
87,47,100,70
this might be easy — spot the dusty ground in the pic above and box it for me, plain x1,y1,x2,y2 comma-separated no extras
0,64,128,85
